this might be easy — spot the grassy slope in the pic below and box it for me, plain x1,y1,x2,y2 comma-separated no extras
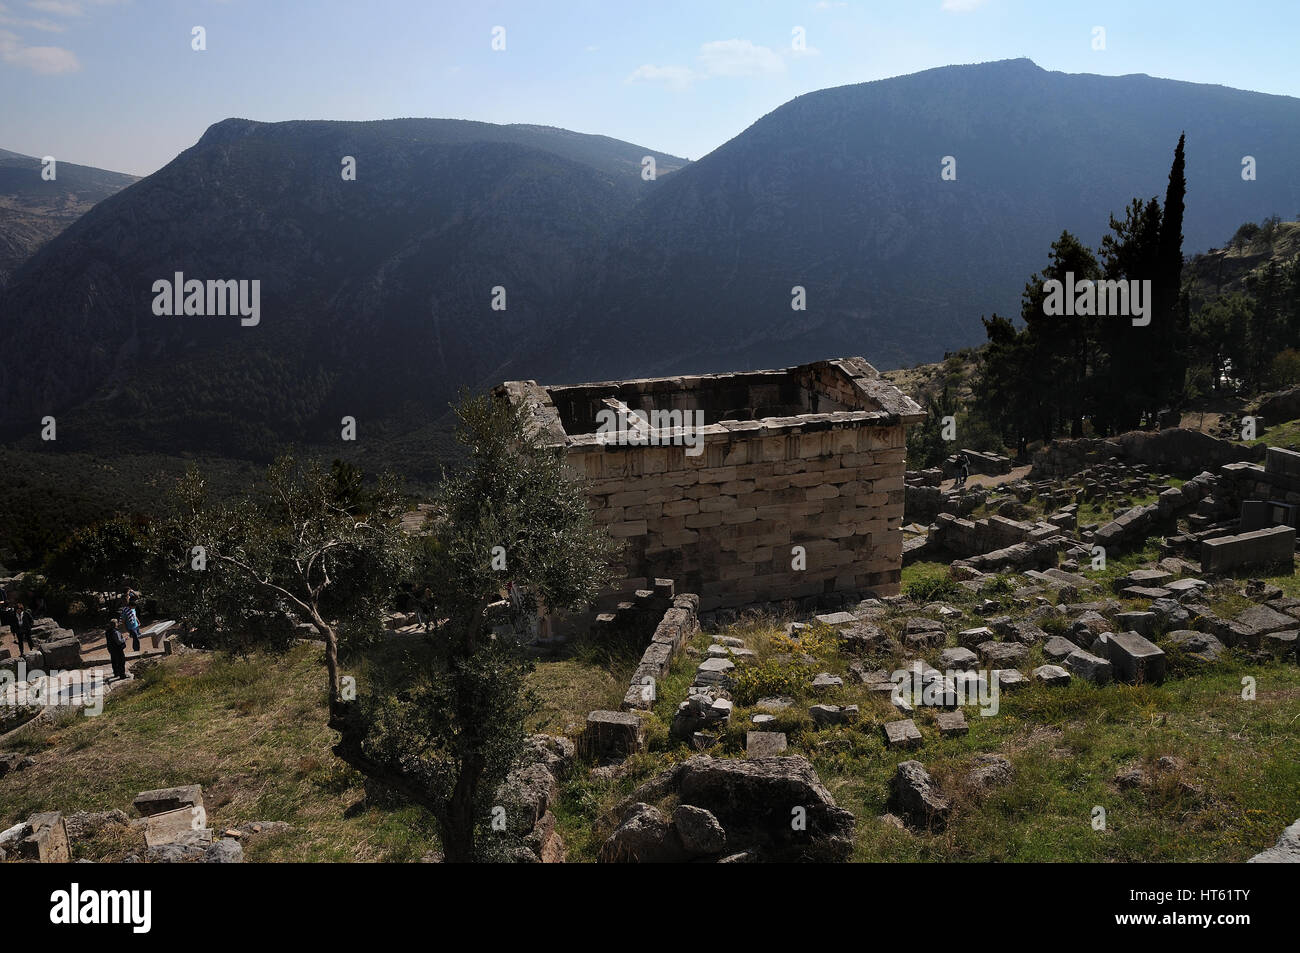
0,644,437,861
550,539,1300,862
3,520,1296,863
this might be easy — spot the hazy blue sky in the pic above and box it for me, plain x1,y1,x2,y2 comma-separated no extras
1,0,1296,176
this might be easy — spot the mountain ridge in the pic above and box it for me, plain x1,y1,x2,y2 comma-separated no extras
3,59,1298,467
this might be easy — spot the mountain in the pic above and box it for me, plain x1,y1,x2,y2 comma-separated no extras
545,58,1300,384
3,60,1300,468
0,148,137,287
0,119,686,464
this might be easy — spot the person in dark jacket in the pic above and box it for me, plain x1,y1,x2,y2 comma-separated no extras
104,613,128,680
14,603,35,654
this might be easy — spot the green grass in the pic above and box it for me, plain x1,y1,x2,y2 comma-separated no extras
1249,418,1300,448
7,557,1298,864
0,644,438,861
550,560,1300,863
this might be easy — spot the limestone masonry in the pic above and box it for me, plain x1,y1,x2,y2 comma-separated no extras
498,357,924,611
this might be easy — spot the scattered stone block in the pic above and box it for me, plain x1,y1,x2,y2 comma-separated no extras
811,672,844,691
1165,630,1225,662
581,710,646,759
957,626,995,649
809,704,859,727
39,636,81,669
1248,818,1300,863
672,804,727,856
1115,611,1156,637
11,812,70,862
883,719,923,749
935,709,968,738
1043,635,1080,660
1033,664,1071,686
0,752,35,778
599,803,675,863
144,807,211,849
991,668,1027,692
1098,631,1166,684
968,754,1012,788
813,612,859,628
977,641,1028,666
1117,569,1172,590
133,785,204,818
200,840,244,863
1064,649,1113,685
1261,630,1298,659
1235,604,1296,641
940,646,978,668
890,760,949,830
694,656,736,686
746,732,788,757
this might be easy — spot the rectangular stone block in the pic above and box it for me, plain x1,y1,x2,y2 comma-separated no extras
134,785,205,818
1202,525,1295,574
580,710,647,759
1100,631,1166,684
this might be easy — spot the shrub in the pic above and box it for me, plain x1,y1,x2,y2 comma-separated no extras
731,659,812,707
904,568,960,603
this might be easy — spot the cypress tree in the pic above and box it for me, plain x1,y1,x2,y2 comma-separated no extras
1155,133,1188,417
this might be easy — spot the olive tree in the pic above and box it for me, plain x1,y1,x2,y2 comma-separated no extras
151,455,412,702
330,391,614,862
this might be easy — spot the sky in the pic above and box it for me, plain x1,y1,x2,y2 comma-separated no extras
1,0,1297,177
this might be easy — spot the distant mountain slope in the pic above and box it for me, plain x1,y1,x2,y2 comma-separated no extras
545,58,1300,384
0,148,137,287
3,61,1299,467
0,120,686,463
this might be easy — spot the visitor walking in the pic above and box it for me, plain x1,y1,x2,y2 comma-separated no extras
120,597,142,653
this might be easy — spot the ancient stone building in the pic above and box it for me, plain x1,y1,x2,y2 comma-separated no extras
498,357,923,612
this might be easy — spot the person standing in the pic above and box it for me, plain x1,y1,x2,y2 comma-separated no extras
104,614,128,680
120,597,142,653
14,602,34,655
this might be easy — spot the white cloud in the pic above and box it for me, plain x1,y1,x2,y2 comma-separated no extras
626,63,697,90
0,27,78,71
25,0,125,17
0,1,63,30
628,38,788,89
697,38,785,76
941,0,989,11
27,0,87,14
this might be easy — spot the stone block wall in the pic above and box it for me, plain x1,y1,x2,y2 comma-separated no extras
1031,429,1263,479
500,358,923,612
1202,525,1296,573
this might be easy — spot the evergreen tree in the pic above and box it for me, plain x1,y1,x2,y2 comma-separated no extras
1154,133,1188,415
1098,198,1162,432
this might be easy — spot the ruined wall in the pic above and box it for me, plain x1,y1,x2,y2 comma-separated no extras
569,419,907,611
500,358,922,613
1030,429,1263,479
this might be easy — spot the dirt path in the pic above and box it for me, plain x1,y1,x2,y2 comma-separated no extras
940,464,1033,492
